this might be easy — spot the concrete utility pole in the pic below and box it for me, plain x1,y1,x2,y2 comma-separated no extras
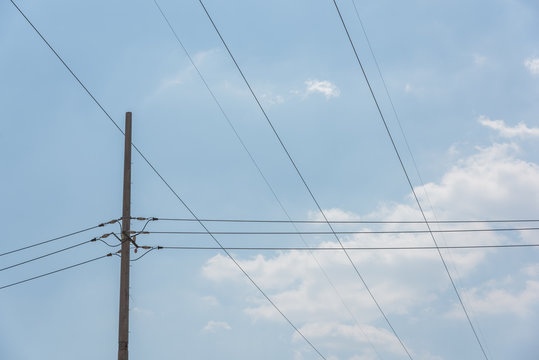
118,112,132,360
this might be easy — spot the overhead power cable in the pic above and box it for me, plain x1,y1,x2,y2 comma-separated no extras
0,219,118,258
0,253,113,291
9,3,325,357
0,232,118,272
349,2,493,355
152,1,383,357
144,227,539,235
157,243,539,251
151,217,539,224
8,0,123,134
329,1,489,358
0,239,93,272
197,1,412,358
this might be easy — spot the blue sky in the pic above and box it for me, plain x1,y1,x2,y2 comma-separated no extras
1,0,539,359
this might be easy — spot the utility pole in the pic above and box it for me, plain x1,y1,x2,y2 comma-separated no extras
118,112,132,360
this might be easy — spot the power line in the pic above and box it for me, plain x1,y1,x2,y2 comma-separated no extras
0,239,94,272
197,1,412,358
348,2,493,356
8,0,124,134
149,9,381,355
152,217,539,224
157,243,539,251
151,1,385,356
329,1,489,358
9,4,325,357
143,226,539,235
0,253,113,291
0,220,118,258
153,215,328,358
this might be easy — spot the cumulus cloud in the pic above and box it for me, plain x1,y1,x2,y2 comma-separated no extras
524,57,539,75
416,142,539,220
201,127,539,358
202,320,232,332
304,80,340,99
446,277,539,318
294,322,404,355
478,115,539,139
521,263,539,277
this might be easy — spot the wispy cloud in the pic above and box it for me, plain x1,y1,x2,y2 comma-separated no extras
202,320,231,333
524,57,539,75
478,116,539,138
156,48,221,92
303,80,340,99
260,92,285,106
132,307,155,317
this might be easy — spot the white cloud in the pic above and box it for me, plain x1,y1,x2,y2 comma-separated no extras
304,80,340,99
478,115,539,139
202,320,232,332
348,354,377,360
447,279,539,318
293,322,404,355
164,49,219,87
202,131,539,357
521,263,539,277
293,350,305,360
524,57,539,75
416,142,539,220
132,307,154,317
260,92,285,106
308,208,361,221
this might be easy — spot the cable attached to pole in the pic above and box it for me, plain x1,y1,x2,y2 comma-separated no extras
0,253,114,291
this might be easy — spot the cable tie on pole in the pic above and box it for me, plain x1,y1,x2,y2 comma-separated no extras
151,217,158,221
90,237,97,242
157,246,163,250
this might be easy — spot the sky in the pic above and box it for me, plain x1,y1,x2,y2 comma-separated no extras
1,0,539,359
